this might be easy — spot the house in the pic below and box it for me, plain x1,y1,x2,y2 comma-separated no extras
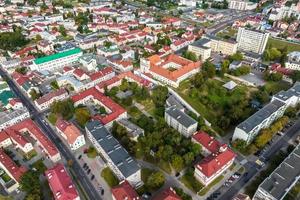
45,164,80,200
6,98,24,110
71,87,127,127
35,88,69,111
89,66,115,86
192,131,236,186
111,180,139,200
79,54,98,71
165,105,198,138
56,119,86,151
152,187,182,200
140,54,201,88
85,120,142,187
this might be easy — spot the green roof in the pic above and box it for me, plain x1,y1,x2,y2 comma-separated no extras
34,48,82,65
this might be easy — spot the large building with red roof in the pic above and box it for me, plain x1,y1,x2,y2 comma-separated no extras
111,181,139,200
71,87,127,127
0,149,27,193
152,187,182,200
56,119,86,151
192,131,236,186
34,88,69,111
45,163,80,200
2,119,61,162
140,54,201,88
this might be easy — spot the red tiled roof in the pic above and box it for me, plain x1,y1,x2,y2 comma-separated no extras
71,87,126,125
111,181,139,200
45,164,79,200
193,131,236,178
35,88,67,105
7,119,59,157
153,188,182,200
89,67,114,81
56,119,82,145
9,98,22,106
0,149,27,181
0,131,10,143
73,68,86,78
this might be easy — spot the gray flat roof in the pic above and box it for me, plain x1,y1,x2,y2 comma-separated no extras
273,82,300,102
165,106,197,128
85,120,140,178
190,38,211,48
258,144,300,200
237,99,285,133
166,96,184,111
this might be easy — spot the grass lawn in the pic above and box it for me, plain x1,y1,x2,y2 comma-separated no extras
0,195,13,200
158,160,172,174
198,175,224,196
180,171,204,193
266,37,300,53
30,159,47,174
128,106,144,120
216,27,237,39
24,149,38,161
101,167,119,188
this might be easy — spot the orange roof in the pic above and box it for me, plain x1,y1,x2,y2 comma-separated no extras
147,54,201,81
56,119,82,145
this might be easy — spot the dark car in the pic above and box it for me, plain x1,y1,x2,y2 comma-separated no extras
78,155,82,159
87,169,91,174
83,163,87,168
91,175,95,180
101,189,104,195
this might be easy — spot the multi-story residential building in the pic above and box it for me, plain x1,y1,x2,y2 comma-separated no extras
253,144,300,200
140,54,201,88
0,149,27,193
111,180,139,200
236,28,269,54
228,0,257,10
188,38,212,61
269,2,300,21
165,105,198,138
79,54,98,71
97,44,119,57
192,131,236,186
233,99,286,144
85,120,142,187
205,35,238,55
71,87,127,127
179,0,198,7
89,67,115,86
30,48,83,72
56,119,86,151
0,109,30,130
35,88,69,111
285,51,300,71
45,164,80,200
234,82,300,144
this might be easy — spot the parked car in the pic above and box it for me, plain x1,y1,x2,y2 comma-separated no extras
78,155,82,159
91,175,95,180
87,169,91,174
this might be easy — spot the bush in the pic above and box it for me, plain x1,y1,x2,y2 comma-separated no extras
231,65,251,76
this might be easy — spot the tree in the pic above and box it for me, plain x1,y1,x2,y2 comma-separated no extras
190,72,205,88
171,154,184,172
20,170,41,200
50,80,59,90
221,59,230,76
59,25,67,37
291,71,300,83
182,51,198,62
50,99,75,120
30,89,41,100
202,60,216,78
75,107,91,127
228,52,243,62
151,85,168,107
263,71,283,81
0,30,29,51
231,65,251,76
27,0,38,6
15,67,27,75
146,171,165,189
183,152,194,165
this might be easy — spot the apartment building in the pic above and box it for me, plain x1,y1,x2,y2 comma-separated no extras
229,0,257,10
236,28,269,54
233,82,300,144
30,48,83,72
205,35,238,55
0,109,30,130
253,144,300,200
85,120,142,187
187,38,211,61
165,105,198,138
35,88,69,111
285,51,300,71
192,131,236,186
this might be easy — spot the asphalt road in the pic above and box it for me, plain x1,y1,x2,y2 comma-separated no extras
216,118,300,200
0,68,101,200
